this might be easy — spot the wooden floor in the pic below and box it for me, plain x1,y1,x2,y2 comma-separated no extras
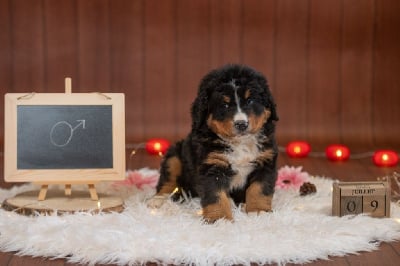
1,147,400,266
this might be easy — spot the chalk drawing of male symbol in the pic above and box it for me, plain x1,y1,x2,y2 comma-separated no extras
50,120,86,147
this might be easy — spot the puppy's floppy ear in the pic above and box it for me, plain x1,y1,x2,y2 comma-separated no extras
267,93,279,122
257,74,279,122
190,69,219,130
190,87,208,130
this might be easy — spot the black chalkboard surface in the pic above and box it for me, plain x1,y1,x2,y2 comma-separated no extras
17,105,113,169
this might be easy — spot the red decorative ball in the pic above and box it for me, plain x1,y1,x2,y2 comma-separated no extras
325,144,350,161
373,150,399,167
286,141,311,158
145,138,170,155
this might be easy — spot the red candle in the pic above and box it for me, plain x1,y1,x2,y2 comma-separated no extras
145,138,170,155
325,144,350,161
286,141,311,158
373,150,399,167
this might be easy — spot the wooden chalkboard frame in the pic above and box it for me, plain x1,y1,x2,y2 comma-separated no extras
4,92,125,184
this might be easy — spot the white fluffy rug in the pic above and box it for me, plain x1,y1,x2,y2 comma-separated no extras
1,169,400,265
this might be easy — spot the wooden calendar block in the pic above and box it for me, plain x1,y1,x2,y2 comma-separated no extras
332,181,390,218
340,196,362,216
362,195,386,217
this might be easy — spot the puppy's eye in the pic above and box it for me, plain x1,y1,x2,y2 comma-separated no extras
222,103,230,109
246,98,254,105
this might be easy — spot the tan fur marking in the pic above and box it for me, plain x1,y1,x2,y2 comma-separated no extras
249,109,271,133
168,156,182,177
204,152,230,167
245,182,273,213
254,148,275,166
202,191,233,222
158,156,181,194
244,89,251,99
223,95,231,103
207,115,234,137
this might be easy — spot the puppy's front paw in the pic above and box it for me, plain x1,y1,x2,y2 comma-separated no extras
202,193,233,223
246,182,273,214
202,205,233,223
146,195,168,208
246,205,272,214
245,195,273,213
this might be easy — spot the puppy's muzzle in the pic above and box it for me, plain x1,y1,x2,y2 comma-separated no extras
234,120,249,132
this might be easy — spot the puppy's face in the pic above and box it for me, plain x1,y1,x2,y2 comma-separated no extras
206,79,273,138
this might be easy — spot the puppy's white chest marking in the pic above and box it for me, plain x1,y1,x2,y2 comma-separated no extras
225,135,260,190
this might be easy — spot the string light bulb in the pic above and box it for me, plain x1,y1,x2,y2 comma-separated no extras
145,138,170,156
373,150,399,167
325,144,350,161
286,141,311,158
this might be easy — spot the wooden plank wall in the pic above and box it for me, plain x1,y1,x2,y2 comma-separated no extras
0,0,399,150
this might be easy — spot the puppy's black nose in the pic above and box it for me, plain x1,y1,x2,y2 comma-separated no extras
234,120,248,132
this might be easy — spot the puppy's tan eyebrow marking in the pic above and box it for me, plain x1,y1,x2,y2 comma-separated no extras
245,89,251,99
223,96,231,103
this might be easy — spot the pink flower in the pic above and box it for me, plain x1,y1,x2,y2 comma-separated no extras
113,169,159,189
275,165,309,190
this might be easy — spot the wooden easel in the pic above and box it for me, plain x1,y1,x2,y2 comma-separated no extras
4,78,126,213
36,78,99,201
37,183,99,201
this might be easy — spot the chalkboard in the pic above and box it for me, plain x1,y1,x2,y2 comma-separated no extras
4,93,125,183
17,105,113,169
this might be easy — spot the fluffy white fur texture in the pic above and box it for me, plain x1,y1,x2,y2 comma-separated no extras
1,169,400,266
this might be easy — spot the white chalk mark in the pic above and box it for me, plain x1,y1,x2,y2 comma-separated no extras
73,120,86,130
50,120,86,147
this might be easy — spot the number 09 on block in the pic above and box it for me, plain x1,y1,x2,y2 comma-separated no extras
332,181,391,218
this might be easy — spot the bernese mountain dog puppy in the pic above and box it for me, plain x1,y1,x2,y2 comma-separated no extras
148,64,278,222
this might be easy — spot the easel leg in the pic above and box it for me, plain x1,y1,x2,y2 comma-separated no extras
65,184,72,196
38,185,49,201
88,184,99,201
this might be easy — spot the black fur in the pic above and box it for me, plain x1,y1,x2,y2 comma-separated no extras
155,64,278,222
